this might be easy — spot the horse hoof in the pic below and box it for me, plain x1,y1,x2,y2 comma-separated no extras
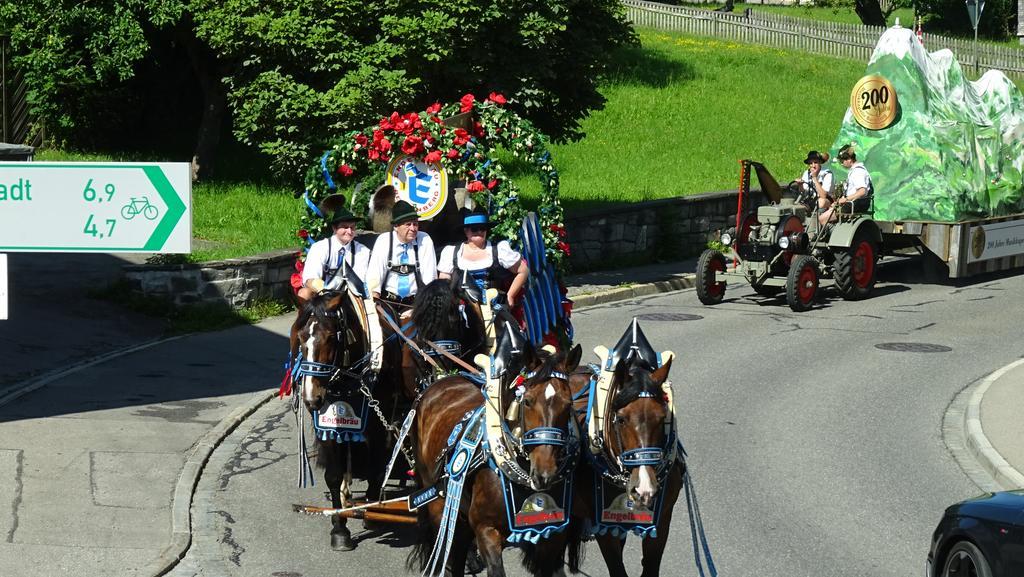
465,546,486,575
331,531,356,551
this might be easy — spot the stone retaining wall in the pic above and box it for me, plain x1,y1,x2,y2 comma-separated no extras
124,190,766,306
565,189,765,270
123,248,297,308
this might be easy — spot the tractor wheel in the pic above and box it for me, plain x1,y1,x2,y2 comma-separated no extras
834,230,877,300
696,249,727,305
752,284,782,297
786,255,819,312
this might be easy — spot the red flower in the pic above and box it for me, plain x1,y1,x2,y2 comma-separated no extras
487,92,507,106
395,112,421,135
337,164,354,177
424,150,442,164
557,241,571,256
549,223,567,238
447,148,460,159
466,180,485,193
473,121,485,138
401,135,424,155
354,133,368,149
297,229,309,239
294,258,304,273
453,128,470,146
290,272,304,292
368,149,380,161
426,102,442,115
487,179,499,190
460,93,475,113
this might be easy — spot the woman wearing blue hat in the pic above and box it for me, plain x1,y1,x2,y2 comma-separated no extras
437,210,529,306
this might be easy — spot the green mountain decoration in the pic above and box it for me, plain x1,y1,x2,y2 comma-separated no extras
830,25,1024,222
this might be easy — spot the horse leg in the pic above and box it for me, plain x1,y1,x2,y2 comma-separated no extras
639,466,683,577
596,535,628,577
532,534,570,577
325,449,355,551
445,522,475,577
474,526,507,577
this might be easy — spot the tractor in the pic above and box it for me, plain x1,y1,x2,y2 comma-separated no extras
696,159,882,312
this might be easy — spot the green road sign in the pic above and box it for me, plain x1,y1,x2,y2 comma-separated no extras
0,162,191,253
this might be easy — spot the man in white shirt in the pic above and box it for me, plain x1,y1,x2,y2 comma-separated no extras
367,200,437,306
298,206,370,301
820,144,873,223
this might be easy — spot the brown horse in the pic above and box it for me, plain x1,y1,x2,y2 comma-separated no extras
293,290,390,550
569,355,687,577
408,344,585,577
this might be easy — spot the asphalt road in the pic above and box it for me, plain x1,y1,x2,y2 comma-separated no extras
170,257,1024,577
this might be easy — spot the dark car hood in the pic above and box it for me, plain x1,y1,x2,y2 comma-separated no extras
948,490,1024,525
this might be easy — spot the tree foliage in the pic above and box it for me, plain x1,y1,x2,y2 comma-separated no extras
915,0,1019,39
1,0,636,179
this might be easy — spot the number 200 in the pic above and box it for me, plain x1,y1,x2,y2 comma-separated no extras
860,86,890,110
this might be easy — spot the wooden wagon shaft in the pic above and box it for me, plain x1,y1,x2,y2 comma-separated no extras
292,496,411,517
346,510,418,524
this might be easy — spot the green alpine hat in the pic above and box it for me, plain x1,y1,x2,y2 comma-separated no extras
391,200,420,225
328,206,360,226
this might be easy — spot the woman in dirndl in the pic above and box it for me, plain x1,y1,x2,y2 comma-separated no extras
437,210,529,307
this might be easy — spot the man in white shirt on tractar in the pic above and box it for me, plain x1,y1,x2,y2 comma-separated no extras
298,206,371,302
820,143,873,223
367,200,437,310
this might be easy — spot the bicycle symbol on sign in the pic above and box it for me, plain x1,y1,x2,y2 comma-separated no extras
120,196,160,221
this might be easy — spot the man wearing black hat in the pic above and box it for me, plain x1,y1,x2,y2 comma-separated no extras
795,150,834,226
366,200,437,305
298,206,370,301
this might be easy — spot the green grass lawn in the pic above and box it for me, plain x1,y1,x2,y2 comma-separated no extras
512,28,864,209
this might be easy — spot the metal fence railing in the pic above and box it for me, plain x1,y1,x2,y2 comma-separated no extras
1,36,36,146
623,0,1024,77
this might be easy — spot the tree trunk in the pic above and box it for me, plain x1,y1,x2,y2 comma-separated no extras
177,18,226,182
854,0,886,27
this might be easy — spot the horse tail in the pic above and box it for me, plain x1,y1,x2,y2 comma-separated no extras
406,503,435,572
411,279,458,341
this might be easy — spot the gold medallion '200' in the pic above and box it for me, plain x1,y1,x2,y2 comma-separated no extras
851,75,898,130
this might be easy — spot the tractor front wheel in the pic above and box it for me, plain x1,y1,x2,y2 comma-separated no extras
697,249,727,305
786,255,819,312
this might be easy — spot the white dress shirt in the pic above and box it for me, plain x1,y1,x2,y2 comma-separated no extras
367,230,437,296
302,236,370,291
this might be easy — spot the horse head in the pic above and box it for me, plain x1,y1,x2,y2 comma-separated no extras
411,279,485,372
608,356,673,509
296,291,364,413
518,343,582,491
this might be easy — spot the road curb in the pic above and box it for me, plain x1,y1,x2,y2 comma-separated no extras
144,387,278,577
0,335,189,409
963,358,1024,491
571,274,696,309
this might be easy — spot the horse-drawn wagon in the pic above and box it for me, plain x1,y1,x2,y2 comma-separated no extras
280,95,717,576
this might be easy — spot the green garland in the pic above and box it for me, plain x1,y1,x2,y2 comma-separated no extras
298,93,568,269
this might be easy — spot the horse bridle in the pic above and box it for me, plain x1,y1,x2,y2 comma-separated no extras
514,368,579,476
602,380,675,484
295,303,365,388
